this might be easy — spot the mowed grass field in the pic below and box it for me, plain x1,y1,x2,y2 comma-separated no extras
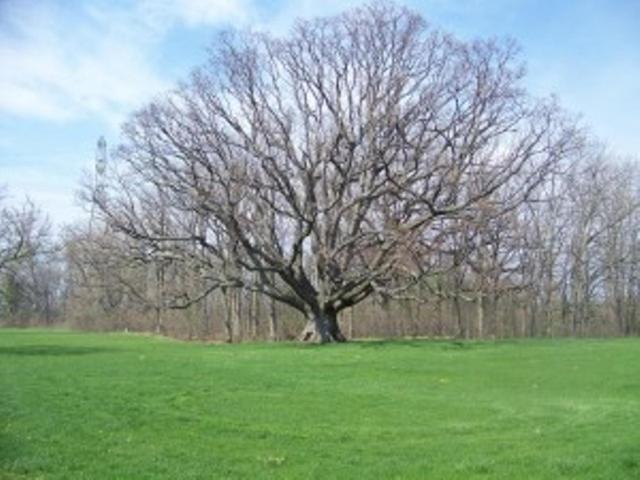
1,330,639,479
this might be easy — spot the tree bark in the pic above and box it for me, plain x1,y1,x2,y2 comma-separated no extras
298,309,347,343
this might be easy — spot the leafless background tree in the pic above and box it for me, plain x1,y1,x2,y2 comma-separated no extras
0,188,61,324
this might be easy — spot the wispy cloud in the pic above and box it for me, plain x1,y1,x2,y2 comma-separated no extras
0,0,255,126
0,3,158,124
139,0,254,28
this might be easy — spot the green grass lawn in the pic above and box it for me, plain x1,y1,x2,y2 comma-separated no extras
1,330,639,479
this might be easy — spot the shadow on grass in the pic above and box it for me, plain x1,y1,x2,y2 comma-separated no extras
0,431,30,478
352,339,429,349
352,337,543,350
283,338,477,350
0,345,115,356
348,338,510,351
352,338,482,348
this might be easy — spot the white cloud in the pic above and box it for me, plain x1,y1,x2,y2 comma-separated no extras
0,0,376,126
139,0,254,28
0,0,255,126
0,3,164,125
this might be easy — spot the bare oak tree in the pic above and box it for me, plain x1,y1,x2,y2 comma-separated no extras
92,3,580,342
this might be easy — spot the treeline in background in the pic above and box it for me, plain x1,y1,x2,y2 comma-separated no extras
3,150,639,341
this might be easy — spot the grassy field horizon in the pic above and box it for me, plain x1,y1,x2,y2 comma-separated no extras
1,329,639,479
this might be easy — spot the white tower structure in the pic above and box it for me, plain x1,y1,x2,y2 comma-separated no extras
90,136,108,232
95,136,107,199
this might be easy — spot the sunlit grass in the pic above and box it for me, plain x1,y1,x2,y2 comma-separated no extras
1,329,639,479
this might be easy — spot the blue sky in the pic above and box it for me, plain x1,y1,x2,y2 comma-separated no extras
1,0,639,227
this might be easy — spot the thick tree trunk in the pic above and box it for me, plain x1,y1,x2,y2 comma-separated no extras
298,309,347,343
